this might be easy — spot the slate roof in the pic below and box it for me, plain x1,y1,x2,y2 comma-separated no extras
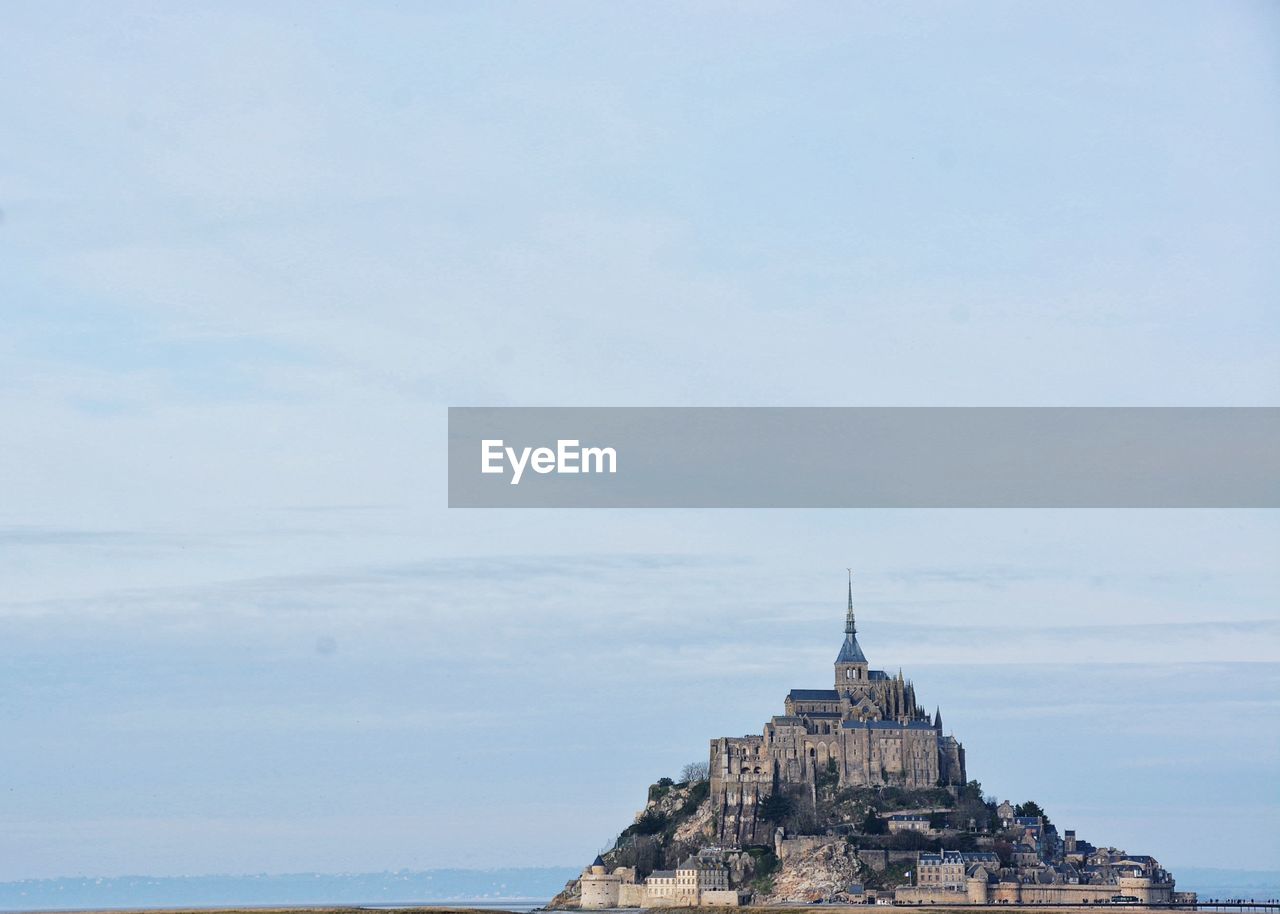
648,870,676,879
841,718,939,731
869,670,891,680
836,633,868,664
678,856,720,870
843,719,903,730
919,850,965,865
789,689,840,701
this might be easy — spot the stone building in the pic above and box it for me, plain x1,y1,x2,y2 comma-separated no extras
916,849,969,889
896,844,1180,907
887,813,932,834
579,848,740,909
579,857,627,909
711,581,966,844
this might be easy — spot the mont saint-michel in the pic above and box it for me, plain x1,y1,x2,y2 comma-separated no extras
551,581,1190,910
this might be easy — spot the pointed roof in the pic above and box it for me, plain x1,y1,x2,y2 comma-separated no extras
837,633,868,663
837,571,868,664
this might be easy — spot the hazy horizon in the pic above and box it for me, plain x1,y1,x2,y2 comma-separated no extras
0,867,1276,914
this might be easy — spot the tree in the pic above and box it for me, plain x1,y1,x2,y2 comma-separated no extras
748,848,780,895
622,809,669,837
993,840,1015,867
1015,801,1052,828
679,779,710,814
860,809,888,835
954,793,991,833
681,761,709,784
889,830,937,851
760,792,796,824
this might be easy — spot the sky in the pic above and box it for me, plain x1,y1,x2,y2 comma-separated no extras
1,0,1279,882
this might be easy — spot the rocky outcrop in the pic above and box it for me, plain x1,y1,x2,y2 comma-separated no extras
546,879,581,910
671,788,715,845
548,779,714,909
760,840,867,904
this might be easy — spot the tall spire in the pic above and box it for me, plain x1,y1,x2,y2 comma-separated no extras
845,567,856,636
836,570,867,665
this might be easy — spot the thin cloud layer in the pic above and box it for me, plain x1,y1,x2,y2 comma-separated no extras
0,0,1277,884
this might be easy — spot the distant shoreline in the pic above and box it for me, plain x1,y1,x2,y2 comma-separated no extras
7,904,1280,914
3,904,1280,914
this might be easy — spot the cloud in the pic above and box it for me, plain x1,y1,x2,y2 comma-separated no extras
0,526,139,546
0,0,1277,881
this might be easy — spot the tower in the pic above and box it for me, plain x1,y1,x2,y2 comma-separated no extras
834,570,870,691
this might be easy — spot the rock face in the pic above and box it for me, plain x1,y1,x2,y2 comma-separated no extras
671,787,715,845
548,779,714,909
546,879,581,910
761,840,866,904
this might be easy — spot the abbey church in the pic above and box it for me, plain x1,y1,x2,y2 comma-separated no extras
710,582,966,844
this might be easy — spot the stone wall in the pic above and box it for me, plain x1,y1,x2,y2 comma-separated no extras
579,874,620,909
702,890,747,906
853,848,919,871
857,849,888,872
618,883,645,907
895,884,969,904
709,736,774,845
977,877,1176,906
777,834,844,862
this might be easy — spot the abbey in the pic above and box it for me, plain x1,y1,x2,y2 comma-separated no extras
554,576,1192,911
710,581,966,844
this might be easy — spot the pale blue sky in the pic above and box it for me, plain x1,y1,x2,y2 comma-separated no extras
1,0,1278,880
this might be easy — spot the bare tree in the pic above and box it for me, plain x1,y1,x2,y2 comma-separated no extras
681,760,709,783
